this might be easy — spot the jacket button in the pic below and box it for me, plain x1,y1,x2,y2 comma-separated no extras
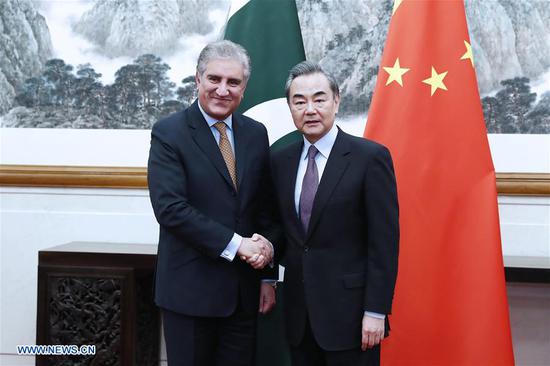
304,246,309,252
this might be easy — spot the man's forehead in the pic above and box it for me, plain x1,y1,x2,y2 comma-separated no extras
290,74,332,96
204,58,243,71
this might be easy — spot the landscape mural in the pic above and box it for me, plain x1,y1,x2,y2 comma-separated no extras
1,0,549,133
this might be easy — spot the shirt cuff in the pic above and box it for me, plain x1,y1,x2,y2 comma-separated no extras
220,233,242,262
364,311,385,319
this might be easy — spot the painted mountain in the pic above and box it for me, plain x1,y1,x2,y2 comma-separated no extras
0,0,53,115
1,0,549,133
73,0,215,58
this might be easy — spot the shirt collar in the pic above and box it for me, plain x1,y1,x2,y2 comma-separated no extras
301,123,338,160
198,101,233,130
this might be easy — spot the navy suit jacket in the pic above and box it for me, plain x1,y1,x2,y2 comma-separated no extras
148,101,278,317
271,128,399,351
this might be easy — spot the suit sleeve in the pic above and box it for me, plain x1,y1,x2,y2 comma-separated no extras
269,149,288,267
147,124,234,259
254,124,284,280
363,145,400,314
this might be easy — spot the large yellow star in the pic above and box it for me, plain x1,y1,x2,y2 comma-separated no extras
383,58,410,87
393,0,403,15
460,40,474,67
422,67,448,96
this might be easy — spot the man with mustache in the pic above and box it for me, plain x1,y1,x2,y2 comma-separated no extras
147,40,278,366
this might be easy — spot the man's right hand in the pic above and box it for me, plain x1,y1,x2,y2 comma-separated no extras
238,235,273,269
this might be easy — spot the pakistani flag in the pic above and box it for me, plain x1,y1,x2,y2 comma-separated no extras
225,6,304,363
224,0,305,144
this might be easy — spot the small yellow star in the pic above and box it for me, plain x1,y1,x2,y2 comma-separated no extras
393,0,404,15
422,67,448,96
383,58,410,87
460,40,474,67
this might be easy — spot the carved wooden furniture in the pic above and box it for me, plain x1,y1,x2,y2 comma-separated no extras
36,242,159,366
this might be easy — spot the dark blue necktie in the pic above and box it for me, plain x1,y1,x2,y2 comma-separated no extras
299,145,319,232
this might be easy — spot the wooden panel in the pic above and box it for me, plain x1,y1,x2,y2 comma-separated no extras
496,173,550,196
2,164,549,195
36,243,159,366
0,165,146,189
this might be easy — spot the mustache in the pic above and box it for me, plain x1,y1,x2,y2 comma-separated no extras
212,96,232,101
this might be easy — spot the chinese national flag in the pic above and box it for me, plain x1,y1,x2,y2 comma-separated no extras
364,1,515,365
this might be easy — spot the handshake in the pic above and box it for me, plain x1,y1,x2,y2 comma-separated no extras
237,233,274,269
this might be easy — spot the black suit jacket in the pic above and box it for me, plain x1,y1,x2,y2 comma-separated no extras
271,128,399,351
148,101,277,317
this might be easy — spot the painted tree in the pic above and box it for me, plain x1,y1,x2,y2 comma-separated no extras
75,64,104,118
176,75,196,108
43,59,76,109
526,91,550,133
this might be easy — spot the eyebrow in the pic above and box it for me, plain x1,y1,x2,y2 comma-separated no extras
206,74,243,83
292,91,328,99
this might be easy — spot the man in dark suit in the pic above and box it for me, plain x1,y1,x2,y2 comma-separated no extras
271,61,399,366
147,40,278,366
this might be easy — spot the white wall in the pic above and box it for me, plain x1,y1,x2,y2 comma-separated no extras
500,196,550,261
0,187,548,365
0,187,162,364
2,127,550,174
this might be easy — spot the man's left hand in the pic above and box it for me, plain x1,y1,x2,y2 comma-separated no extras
258,282,276,314
361,314,385,351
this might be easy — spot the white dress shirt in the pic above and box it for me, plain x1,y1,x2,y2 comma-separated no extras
197,102,241,261
294,124,338,214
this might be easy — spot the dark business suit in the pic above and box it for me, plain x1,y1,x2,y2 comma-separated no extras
271,128,399,364
147,101,277,365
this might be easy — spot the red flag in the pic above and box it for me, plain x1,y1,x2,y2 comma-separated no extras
365,1,514,365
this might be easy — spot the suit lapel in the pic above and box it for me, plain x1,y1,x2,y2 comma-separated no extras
305,130,351,241
281,141,305,243
187,101,236,191
232,115,247,191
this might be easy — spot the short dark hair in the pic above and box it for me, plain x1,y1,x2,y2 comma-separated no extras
196,40,251,82
285,61,340,101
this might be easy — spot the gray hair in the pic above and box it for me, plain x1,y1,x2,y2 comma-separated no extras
285,61,340,101
196,40,251,82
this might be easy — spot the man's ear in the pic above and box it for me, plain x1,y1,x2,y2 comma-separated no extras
239,81,248,101
334,94,341,114
195,71,201,85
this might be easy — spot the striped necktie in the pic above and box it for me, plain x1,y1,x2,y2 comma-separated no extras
213,121,237,190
